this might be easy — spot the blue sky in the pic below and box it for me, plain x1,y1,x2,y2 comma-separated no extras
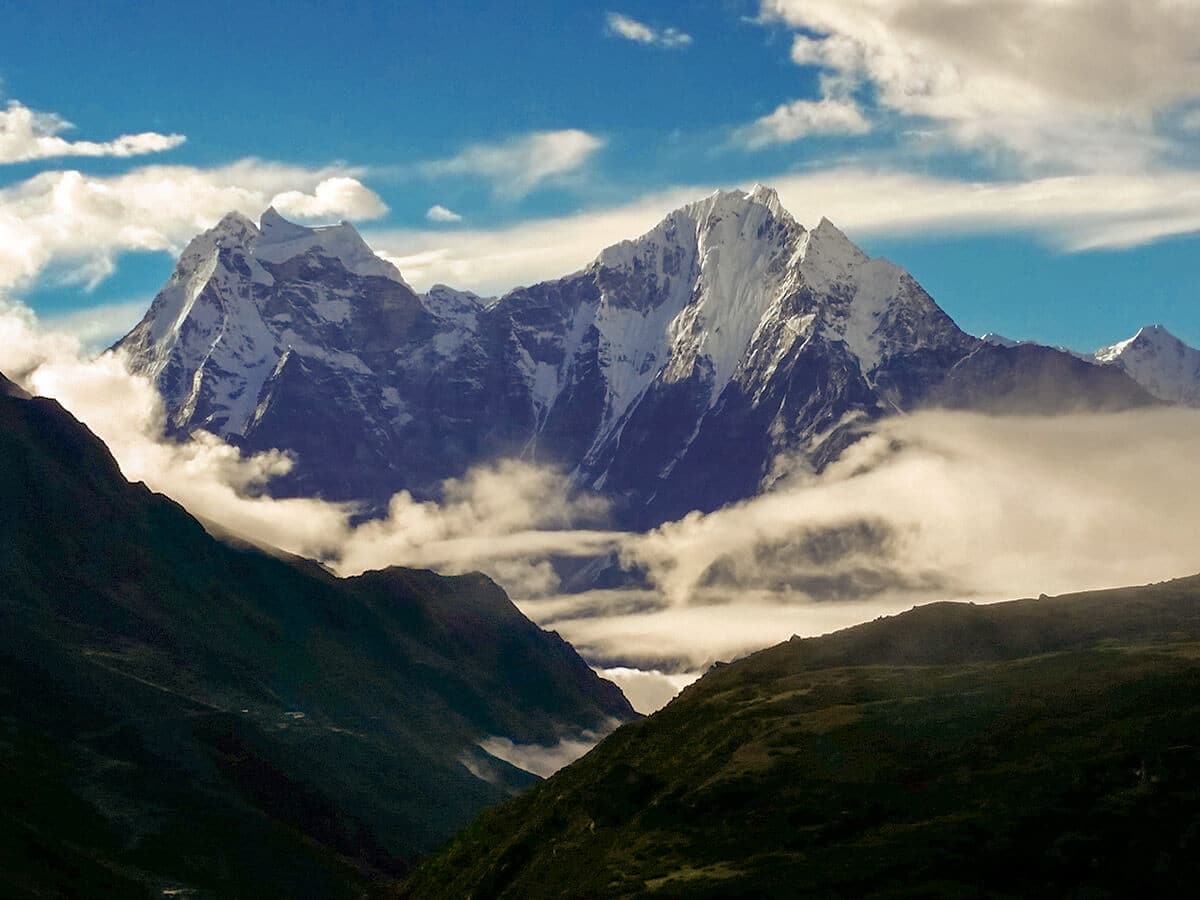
2,0,1199,349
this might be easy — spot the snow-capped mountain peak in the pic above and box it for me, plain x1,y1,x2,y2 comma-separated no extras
116,206,427,442
254,207,405,283
116,185,1156,530
1093,324,1200,406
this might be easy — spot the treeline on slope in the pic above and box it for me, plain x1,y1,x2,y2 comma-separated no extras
0,374,633,899
404,576,1200,899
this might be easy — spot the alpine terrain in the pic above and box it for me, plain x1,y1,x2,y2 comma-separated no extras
115,187,1156,529
405,576,1200,899
0,373,633,898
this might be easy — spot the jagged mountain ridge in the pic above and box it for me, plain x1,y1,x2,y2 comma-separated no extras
982,324,1200,407
116,187,1156,527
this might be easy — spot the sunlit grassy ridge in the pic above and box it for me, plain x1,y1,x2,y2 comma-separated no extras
406,578,1200,898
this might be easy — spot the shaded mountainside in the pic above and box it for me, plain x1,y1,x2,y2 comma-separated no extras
405,576,1200,898
0,381,633,899
115,189,1156,529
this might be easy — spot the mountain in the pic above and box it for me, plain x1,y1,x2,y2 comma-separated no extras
115,188,1156,528
982,325,1200,408
0,377,633,898
1092,325,1200,407
404,576,1200,898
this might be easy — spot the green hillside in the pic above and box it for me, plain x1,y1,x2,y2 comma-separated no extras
406,578,1200,898
0,378,633,898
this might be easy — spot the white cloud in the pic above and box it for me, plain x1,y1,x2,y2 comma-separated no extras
0,302,622,586
269,176,388,222
606,12,693,48
523,408,1200,672
479,718,622,777
759,0,1200,170
0,161,386,290
372,185,701,293
425,204,463,223
595,667,701,714
420,130,606,198
368,168,1200,294
7,303,1200,708
0,100,185,164
735,97,871,148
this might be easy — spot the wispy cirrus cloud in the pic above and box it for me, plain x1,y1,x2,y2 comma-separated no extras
734,97,871,148
425,204,463,223
419,129,606,199
0,99,185,164
605,12,692,49
369,167,1200,295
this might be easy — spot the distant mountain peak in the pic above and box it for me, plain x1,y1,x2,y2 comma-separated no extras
214,209,259,235
1092,324,1200,406
251,208,403,283
259,204,313,240
805,215,868,266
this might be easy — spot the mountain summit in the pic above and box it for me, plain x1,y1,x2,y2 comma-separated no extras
115,189,1154,526
1092,324,1200,407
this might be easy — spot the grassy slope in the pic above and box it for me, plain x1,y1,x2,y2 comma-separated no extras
0,387,632,897
406,578,1200,898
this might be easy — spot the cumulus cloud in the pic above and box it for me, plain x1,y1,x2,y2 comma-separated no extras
605,12,693,49
0,161,386,290
269,176,388,222
734,97,871,148
425,204,463,223
420,129,606,199
759,0,1200,170
369,167,1200,294
0,100,185,164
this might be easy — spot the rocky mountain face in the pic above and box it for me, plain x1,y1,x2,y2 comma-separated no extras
116,188,1156,528
0,378,633,897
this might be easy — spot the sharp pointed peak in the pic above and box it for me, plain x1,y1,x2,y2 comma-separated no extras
209,210,260,240
1133,323,1181,342
258,206,319,243
688,183,790,219
805,215,868,264
1102,324,1187,354
813,215,843,235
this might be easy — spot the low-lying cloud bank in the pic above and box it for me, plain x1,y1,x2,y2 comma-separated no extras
478,717,624,779
0,302,620,592
4,303,1200,712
